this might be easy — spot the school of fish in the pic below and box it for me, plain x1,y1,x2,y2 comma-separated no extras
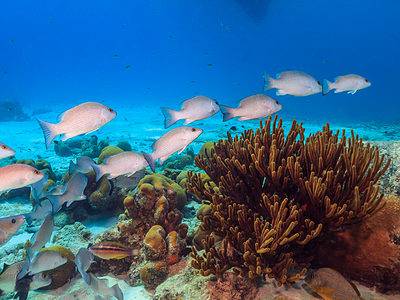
0,71,370,299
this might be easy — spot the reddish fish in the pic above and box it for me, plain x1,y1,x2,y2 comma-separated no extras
89,242,137,260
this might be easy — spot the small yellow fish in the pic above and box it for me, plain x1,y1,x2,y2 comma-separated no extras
89,242,136,260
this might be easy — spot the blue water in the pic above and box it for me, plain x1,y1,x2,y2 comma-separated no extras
0,0,399,124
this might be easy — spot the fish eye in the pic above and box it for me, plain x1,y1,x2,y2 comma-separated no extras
317,81,321,85
191,128,196,132
108,108,114,113
365,79,369,82
11,218,16,224
1,145,6,149
33,169,40,175
275,100,279,105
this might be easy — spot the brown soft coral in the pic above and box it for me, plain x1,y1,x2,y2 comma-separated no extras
187,116,390,285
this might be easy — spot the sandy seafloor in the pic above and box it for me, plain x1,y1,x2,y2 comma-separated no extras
0,103,399,299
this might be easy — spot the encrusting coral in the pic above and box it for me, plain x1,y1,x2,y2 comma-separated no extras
187,116,390,285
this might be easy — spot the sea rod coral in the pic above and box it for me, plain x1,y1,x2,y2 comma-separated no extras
187,116,390,285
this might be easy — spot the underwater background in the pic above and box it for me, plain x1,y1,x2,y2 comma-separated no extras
0,1,400,300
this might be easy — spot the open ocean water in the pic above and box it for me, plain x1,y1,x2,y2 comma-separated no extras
0,1,399,300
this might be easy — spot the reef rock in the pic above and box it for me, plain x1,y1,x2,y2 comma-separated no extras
316,195,400,292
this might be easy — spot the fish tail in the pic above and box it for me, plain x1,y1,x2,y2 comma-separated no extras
322,79,332,95
219,104,236,122
143,152,156,172
161,107,180,128
111,283,124,300
91,163,104,182
263,74,275,90
37,119,58,149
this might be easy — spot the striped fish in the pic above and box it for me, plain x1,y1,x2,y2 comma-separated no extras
89,242,136,260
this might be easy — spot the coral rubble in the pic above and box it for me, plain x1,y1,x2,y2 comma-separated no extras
187,116,390,285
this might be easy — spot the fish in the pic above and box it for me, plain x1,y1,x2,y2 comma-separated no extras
0,142,15,159
322,74,371,95
264,71,322,96
14,272,51,300
30,173,49,204
0,215,25,245
0,164,44,194
29,214,54,253
47,173,88,212
89,241,137,260
75,248,94,285
87,273,124,300
26,250,68,276
25,199,54,224
143,126,203,172
69,156,96,174
303,268,362,300
161,95,220,128
0,261,24,293
37,102,117,149
91,151,148,181
219,94,282,122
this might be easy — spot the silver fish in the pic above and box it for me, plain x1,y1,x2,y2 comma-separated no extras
88,273,124,300
91,151,148,181
28,250,68,276
322,74,371,95
30,173,49,204
0,164,44,193
0,215,25,245
30,214,54,253
30,272,52,290
37,102,117,149
0,261,24,293
219,94,282,122
25,199,54,224
47,173,88,212
75,248,94,285
143,126,202,172
265,71,322,96
161,95,220,128
69,156,96,174
0,142,15,159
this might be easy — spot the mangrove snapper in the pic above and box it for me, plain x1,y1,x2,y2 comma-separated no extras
0,164,44,194
91,151,148,181
265,71,322,96
161,95,220,128
219,94,282,122
0,142,15,159
143,126,202,172
0,215,25,245
322,74,371,95
37,102,117,149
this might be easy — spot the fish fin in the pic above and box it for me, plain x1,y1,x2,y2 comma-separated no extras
64,173,88,201
276,90,287,96
161,107,180,128
37,119,58,149
263,74,275,90
183,118,196,125
238,116,254,121
92,164,104,182
159,156,169,165
111,283,124,300
178,145,188,154
301,283,324,299
143,152,156,172
322,79,332,95
219,104,236,122
348,90,358,94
